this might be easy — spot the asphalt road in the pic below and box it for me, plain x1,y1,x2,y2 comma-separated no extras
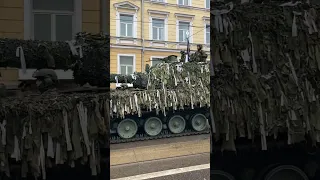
111,134,210,150
110,152,210,180
147,169,210,180
110,134,210,180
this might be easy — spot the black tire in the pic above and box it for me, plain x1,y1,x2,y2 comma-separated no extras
211,169,236,180
263,165,309,180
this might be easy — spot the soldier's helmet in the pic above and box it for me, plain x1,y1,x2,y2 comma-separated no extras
32,69,58,92
197,44,203,50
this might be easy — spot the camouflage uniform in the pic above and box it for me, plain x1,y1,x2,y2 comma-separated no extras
190,45,208,62
32,69,58,93
180,51,186,62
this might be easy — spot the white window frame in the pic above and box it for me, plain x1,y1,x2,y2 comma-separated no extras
151,0,167,3
204,23,210,44
177,0,192,6
205,0,210,9
150,56,165,66
119,14,135,37
116,12,138,38
23,0,82,40
176,20,193,43
149,17,168,41
117,54,136,75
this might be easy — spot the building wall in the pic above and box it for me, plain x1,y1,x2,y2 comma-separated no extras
110,48,142,74
110,0,210,74
0,0,24,39
82,0,101,34
0,0,103,84
0,0,102,39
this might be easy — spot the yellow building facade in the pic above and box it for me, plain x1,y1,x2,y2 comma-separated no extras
110,0,210,74
0,0,109,85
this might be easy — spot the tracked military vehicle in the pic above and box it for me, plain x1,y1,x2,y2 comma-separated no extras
109,47,210,143
211,1,320,180
0,33,109,179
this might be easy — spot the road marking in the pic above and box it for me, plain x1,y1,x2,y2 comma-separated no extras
111,163,210,180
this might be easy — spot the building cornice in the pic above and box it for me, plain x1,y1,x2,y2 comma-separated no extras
147,10,170,17
113,1,140,11
175,13,195,20
202,16,210,21
110,36,210,48
110,44,210,53
131,0,210,12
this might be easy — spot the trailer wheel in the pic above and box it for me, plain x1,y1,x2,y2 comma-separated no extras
211,170,236,180
264,165,309,180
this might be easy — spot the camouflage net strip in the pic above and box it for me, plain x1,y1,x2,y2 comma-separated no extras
0,38,72,69
211,1,320,151
147,62,210,90
110,88,210,119
0,32,110,87
110,61,210,90
110,61,210,119
0,93,109,178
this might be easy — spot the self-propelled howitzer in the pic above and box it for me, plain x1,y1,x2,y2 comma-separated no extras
109,53,210,144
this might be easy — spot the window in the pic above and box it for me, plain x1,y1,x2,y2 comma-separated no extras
120,14,134,37
206,24,210,44
32,0,74,41
178,0,190,6
152,19,165,41
151,57,163,66
206,0,210,8
178,22,190,42
119,55,134,75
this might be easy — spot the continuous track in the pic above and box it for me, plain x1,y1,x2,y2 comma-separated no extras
110,128,210,144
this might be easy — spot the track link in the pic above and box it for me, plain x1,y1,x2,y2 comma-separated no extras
110,128,210,144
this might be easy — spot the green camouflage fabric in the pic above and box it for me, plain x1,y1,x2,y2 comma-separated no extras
0,32,110,87
110,51,210,90
148,61,210,90
0,92,108,178
180,51,186,62
111,58,210,119
211,1,320,151
190,45,208,62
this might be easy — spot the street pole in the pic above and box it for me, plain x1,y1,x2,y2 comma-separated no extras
186,30,190,62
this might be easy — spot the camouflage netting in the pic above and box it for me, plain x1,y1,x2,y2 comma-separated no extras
147,61,210,90
72,32,110,87
110,72,148,89
0,92,109,178
211,1,320,150
0,32,110,87
0,38,72,69
110,61,210,90
110,61,210,119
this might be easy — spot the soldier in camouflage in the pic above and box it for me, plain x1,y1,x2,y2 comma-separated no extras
180,50,186,62
190,44,208,62
32,69,58,93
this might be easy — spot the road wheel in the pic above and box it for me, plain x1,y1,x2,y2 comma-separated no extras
167,115,186,134
191,113,208,132
263,165,309,180
117,118,138,139
211,170,236,180
144,117,162,136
